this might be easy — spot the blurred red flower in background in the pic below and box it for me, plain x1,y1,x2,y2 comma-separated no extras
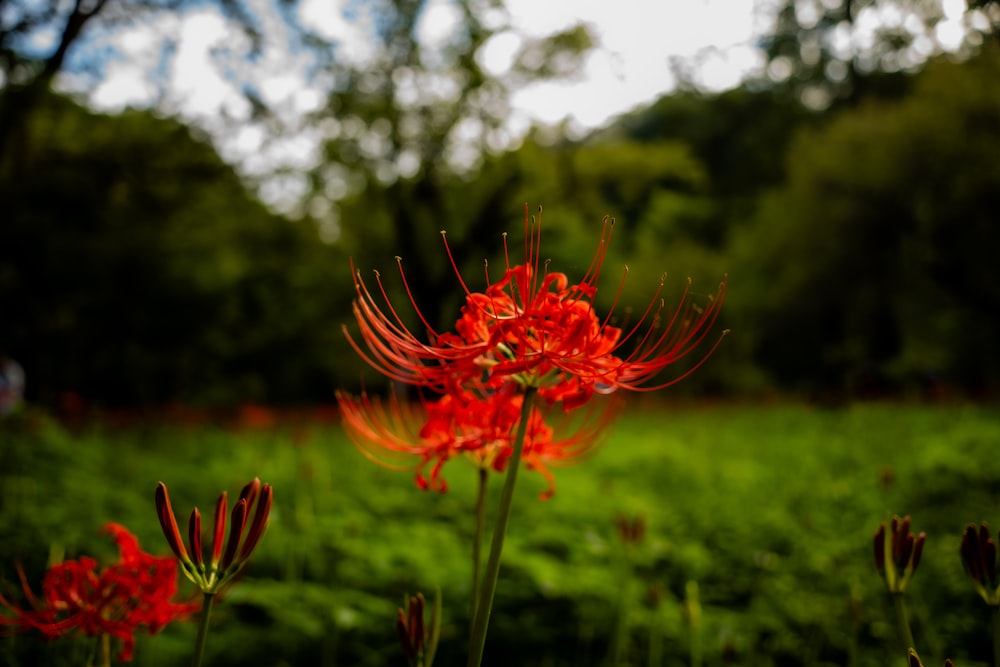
337,385,618,498
0,523,196,662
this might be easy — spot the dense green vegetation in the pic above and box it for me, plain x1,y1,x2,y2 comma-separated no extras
2,3,998,666
2,402,999,666
6,44,1000,406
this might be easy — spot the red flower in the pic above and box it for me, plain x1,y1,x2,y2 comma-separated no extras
336,385,618,498
345,205,726,408
155,478,272,595
0,523,196,662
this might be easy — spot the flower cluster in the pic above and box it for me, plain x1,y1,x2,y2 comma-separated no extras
346,209,726,402
339,206,726,495
155,478,272,595
338,384,618,498
0,523,196,662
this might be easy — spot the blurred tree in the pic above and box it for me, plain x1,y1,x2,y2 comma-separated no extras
0,0,594,190
756,0,998,108
0,92,349,407
0,0,265,170
599,87,817,251
729,45,1000,395
307,0,595,335
0,1,600,405
0,0,263,85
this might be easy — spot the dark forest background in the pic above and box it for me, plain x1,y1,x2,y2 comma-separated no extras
3,0,1000,409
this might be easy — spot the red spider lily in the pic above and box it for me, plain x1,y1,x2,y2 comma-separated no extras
155,478,272,595
343,257,487,390
0,523,196,662
344,205,726,409
336,385,619,499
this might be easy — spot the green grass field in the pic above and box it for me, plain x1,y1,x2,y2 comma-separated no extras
2,401,1000,666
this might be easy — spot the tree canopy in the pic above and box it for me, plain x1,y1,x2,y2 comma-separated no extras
3,2,1000,406
0,92,352,406
729,44,1000,394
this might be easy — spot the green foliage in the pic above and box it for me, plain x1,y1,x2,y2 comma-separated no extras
0,92,353,406
609,87,814,202
2,403,999,666
7,19,1000,405
729,45,1000,395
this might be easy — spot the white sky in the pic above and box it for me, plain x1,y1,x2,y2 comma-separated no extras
498,0,766,127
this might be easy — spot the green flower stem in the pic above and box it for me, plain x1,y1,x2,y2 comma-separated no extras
992,605,1000,667
891,593,915,656
466,386,537,667
470,467,489,634
85,633,105,667
191,592,216,667
684,581,703,667
610,551,632,667
647,605,663,667
611,583,630,666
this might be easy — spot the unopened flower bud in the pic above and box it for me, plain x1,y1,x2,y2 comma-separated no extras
874,515,925,593
960,521,1000,605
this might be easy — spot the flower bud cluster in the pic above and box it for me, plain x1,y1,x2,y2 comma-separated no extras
873,515,926,594
155,478,272,595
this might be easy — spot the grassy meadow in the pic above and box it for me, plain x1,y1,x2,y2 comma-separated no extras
2,400,1000,666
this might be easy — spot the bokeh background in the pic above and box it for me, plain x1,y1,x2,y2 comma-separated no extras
3,2,1000,666
3,0,999,409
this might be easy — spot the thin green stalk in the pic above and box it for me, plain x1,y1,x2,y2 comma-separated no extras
85,633,101,667
685,581,702,667
609,549,632,667
992,605,1000,667
466,386,537,667
647,604,662,667
192,592,216,667
470,467,489,634
610,580,630,667
891,593,915,656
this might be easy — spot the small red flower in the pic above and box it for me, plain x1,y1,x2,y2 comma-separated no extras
155,478,272,594
344,205,726,408
0,523,196,662
336,385,618,499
